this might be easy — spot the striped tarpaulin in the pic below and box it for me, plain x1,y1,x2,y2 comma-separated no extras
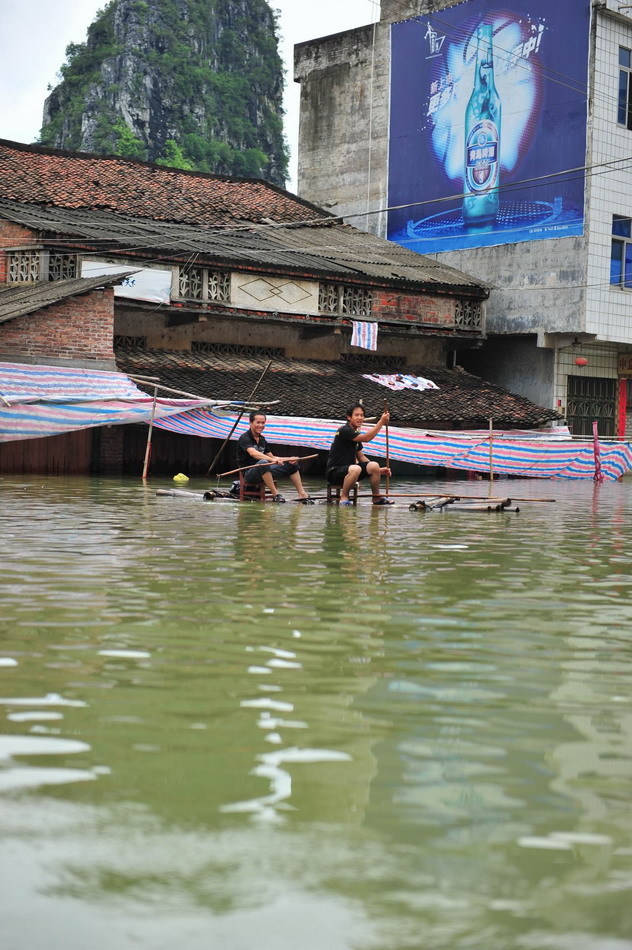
0,361,212,443
154,408,632,481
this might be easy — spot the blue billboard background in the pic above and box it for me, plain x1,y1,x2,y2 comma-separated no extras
388,0,591,253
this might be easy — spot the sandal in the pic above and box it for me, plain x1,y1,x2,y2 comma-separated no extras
339,499,354,506
373,497,394,506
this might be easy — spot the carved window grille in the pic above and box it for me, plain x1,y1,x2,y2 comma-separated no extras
7,250,41,283
48,254,77,281
454,298,483,330
192,342,284,358
178,266,230,303
319,283,372,317
6,250,78,283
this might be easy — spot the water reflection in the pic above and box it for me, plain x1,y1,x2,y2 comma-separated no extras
1,476,632,948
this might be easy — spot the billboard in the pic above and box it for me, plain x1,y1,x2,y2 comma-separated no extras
387,0,591,253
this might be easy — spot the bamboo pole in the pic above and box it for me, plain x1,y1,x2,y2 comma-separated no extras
217,454,318,478
206,360,273,477
384,399,390,497
128,373,279,408
141,385,159,479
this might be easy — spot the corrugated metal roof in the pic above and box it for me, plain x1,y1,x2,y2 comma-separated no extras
0,272,137,324
0,198,486,293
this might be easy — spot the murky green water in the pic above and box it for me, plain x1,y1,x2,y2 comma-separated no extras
0,475,631,950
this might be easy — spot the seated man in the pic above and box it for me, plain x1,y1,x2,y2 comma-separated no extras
326,403,393,505
237,410,312,503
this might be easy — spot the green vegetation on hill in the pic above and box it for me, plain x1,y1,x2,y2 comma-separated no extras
39,0,288,185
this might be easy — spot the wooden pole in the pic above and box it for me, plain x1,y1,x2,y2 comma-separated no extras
141,385,159,479
384,398,390,497
488,417,494,496
217,454,318,478
205,360,273,476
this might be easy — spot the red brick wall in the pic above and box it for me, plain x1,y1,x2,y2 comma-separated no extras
0,288,115,362
373,290,456,327
0,218,39,282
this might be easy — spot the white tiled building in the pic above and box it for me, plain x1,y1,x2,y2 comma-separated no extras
295,0,632,436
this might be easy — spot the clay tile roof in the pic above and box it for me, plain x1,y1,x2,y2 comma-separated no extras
0,139,323,228
115,346,560,429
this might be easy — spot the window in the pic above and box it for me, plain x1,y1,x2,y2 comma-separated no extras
6,250,77,283
619,48,632,129
455,298,483,330
318,283,372,317
177,266,230,303
610,215,632,288
7,250,40,283
48,253,77,281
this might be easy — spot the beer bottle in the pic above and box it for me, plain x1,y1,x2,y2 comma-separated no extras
463,24,501,228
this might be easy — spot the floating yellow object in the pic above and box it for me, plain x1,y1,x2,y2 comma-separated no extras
173,473,189,483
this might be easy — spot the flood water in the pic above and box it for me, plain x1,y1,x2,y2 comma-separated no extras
0,474,631,950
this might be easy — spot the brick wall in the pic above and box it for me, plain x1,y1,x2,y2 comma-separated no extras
373,290,456,327
0,288,115,362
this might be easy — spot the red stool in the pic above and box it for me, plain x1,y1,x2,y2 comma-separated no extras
239,472,266,502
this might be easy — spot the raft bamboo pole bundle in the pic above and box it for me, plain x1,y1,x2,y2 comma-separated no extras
308,492,556,502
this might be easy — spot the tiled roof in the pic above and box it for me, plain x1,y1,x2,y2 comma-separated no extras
0,197,486,293
0,273,136,324
115,346,560,428
0,140,325,227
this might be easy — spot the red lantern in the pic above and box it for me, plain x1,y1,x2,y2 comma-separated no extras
575,357,588,366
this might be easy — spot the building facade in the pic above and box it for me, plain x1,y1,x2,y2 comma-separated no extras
295,0,632,437
1,139,561,475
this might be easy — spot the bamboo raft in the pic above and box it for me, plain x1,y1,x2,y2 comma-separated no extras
155,488,534,511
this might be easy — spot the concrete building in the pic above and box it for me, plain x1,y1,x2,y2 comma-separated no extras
295,0,632,437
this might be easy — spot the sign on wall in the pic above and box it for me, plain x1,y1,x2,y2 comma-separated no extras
81,260,172,304
387,0,591,254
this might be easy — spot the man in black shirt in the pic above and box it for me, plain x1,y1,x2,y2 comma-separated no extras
237,411,312,503
327,403,393,505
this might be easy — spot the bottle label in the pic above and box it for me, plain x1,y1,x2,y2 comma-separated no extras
465,119,499,192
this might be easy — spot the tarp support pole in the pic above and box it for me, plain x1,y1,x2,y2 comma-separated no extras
142,386,159,480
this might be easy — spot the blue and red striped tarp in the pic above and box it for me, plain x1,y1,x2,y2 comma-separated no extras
154,408,632,481
0,361,212,443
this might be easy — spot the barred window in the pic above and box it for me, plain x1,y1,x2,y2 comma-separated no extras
7,250,41,283
454,298,483,330
178,266,230,303
319,283,372,317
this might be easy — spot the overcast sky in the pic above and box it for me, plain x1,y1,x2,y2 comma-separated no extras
0,0,378,190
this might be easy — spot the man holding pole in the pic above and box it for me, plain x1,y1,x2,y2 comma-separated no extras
326,403,393,505
236,411,313,503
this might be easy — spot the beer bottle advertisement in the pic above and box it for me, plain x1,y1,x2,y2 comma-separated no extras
463,24,501,229
387,0,590,254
